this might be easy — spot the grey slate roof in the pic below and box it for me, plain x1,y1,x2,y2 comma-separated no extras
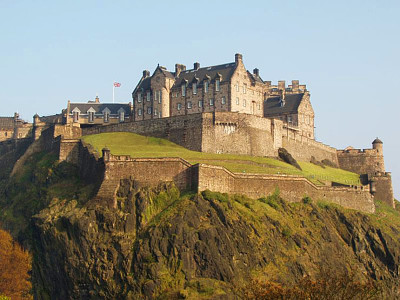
0,117,14,129
247,71,264,84
173,62,236,87
69,103,131,115
264,93,304,116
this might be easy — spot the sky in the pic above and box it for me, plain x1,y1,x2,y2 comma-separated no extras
0,0,399,199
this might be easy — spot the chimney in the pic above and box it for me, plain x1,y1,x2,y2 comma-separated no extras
175,64,186,77
291,80,299,92
253,68,259,76
278,80,285,90
194,62,200,70
143,70,150,78
95,95,100,103
14,112,19,121
235,53,243,65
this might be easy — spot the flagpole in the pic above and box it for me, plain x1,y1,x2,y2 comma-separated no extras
113,82,115,103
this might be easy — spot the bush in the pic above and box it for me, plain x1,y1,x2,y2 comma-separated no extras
201,190,229,203
302,196,312,204
259,188,282,210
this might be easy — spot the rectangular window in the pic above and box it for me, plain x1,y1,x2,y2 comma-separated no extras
89,112,94,122
209,98,214,106
138,93,142,103
159,111,162,118
215,79,220,91
181,85,186,97
198,100,203,108
243,84,247,94
257,103,261,110
73,112,79,122
204,81,209,93
193,83,197,95
236,97,239,105
221,96,226,104
187,101,192,109
138,108,142,116
177,103,182,111
235,82,239,92
104,112,109,123
288,116,292,123
159,91,162,104
147,107,152,114
146,91,151,101
154,108,158,116
243,99,246,107
119,112,125,122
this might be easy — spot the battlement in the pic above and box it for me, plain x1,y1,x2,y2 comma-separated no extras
337,148,379,155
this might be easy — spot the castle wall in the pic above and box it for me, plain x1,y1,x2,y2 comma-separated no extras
197,164,374,213
371,173,394,208
282,133,338,164
337,149,385,175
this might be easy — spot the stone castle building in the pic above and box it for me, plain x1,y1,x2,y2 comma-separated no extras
132,54,314,139
0,113,32,141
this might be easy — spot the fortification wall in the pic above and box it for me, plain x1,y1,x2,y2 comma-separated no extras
371,173,394,208
337,149,385,175
197,164,374,213
282,133,338,164
82,113,204,151
201,112,279,156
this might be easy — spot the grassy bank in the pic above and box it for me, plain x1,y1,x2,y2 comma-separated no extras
82,132,360,186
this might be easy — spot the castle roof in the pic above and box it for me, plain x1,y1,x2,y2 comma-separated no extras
373,138,383,144
69,103,131,115
0,117,14,129
263,93,304,116
173,62,237,87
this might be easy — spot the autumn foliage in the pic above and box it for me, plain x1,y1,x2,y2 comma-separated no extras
0,229,32,300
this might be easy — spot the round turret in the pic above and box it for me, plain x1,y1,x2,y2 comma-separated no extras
372,137,383,154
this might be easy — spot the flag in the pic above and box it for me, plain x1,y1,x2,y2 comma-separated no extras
114,82,121,87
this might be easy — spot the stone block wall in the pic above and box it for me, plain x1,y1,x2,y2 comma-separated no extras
196,164,374,213
371,173,394,208
337,149,385,175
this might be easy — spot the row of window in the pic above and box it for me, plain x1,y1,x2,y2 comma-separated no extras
72,111,125,123
181,79,220,96
137,91,162,103
176,97,227,110
137,108,162,118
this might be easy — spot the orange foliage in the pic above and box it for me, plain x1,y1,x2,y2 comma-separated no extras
0,229,32,300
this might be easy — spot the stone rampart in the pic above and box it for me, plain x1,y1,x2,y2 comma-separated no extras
337,148,385,175
93,152,375,213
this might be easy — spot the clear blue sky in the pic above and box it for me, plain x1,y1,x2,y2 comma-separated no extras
1,0,399,199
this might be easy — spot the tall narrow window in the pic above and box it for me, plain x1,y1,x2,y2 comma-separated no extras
154,108,158,116
193,83,197,95
177,103,182,111
138,108,142,116
215,79,220,91
209,98,214,106
147,107,152,114
158,91,162,103
119,111,125,122
187,101,192,109
138,93,142,103
235,82,239,92
89,112,94,122
73,112,79,122
243,99,246,107
221,96,226,104
146,91,151,101
236,97,239,105
243,84,247,94
198,100,203,108
104,112,109,123
181,85,186,97
204,81,209,93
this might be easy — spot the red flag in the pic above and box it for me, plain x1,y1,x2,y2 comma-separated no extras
114,82,121,87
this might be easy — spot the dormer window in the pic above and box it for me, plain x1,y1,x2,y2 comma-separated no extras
103,108,111,123
204,81,209,93
88,112,94,122
118,108,125,122
193,83,197,95
215,79,220,91
181,84,186,97
72,108,80,123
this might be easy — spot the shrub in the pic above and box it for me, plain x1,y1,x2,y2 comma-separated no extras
201,190,229,203
259,188,282,210
302,196,312,204
282,226,292,238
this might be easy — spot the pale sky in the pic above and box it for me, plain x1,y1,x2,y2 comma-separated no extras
0,0,399,199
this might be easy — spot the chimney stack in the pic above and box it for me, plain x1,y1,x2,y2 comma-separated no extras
278,80,286,90
175,64,186,77
194,62,200,70
291,80,299,92
95,95,100,103
253,68,259,76
235,53,243,65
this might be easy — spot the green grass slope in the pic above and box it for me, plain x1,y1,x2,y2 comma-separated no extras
82,132,360,186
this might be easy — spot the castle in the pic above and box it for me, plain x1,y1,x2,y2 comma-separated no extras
0,54,394,213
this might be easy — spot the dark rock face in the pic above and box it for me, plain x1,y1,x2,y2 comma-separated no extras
31,183,400,299
278,148,302,170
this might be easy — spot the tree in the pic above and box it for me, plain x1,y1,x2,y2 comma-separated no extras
0,228,32,299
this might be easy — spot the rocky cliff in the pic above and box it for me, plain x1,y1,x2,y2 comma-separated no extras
1,147,400,299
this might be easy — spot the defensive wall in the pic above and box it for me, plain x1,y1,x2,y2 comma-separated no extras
337,148,385,175
82,112,338,162
93,150,374,213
